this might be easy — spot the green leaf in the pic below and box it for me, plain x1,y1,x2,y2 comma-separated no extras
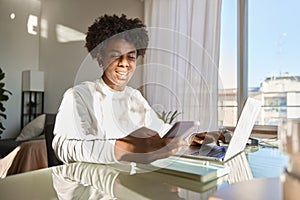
0,105,5,112
4,89,12,95
0,113,7,119
0,73,4,81
156,110,182,124
165,111,171,122
0,122,5,130
0,94,8,101
0,67,11,135
161,111,167,123
169,110,182,124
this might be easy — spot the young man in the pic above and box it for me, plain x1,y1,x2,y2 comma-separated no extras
52,14,186,164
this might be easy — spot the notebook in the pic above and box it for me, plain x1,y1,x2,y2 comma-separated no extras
176,97,262,163
137,156,230,183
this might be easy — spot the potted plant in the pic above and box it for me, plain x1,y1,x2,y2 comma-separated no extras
156,110,181,124
0,68,12,138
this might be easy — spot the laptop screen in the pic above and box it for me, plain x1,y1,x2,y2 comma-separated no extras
223,98,262,161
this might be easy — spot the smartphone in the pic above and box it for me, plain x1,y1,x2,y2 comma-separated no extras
163,121,200,139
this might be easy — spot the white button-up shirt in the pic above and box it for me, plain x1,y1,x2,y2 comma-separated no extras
52,78,171,164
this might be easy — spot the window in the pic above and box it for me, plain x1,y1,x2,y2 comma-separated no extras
218,0,238,127
219,0,300,127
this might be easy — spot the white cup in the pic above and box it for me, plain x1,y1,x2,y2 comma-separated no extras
278,118,300,176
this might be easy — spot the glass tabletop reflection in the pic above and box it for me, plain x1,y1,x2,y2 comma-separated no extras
0,145,286,200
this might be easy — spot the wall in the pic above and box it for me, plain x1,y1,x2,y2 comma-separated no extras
0,0,144,139
39,0,144,114
0,0,41,138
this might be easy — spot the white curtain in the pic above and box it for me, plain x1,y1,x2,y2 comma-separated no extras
143,0,222,131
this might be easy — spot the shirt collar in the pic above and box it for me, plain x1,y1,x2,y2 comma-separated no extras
96,78,126,96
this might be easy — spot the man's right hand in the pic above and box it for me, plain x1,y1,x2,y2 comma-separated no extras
115,127,186,164
189,131,227,146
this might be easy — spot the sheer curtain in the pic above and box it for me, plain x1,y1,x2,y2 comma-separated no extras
143,0,222,131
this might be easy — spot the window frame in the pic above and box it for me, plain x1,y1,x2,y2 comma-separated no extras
237,0,248,117
237,0,277,133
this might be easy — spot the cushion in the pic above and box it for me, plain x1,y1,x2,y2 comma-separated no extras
15,114,46,141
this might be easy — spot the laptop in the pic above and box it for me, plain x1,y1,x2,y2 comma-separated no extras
176,97,262,163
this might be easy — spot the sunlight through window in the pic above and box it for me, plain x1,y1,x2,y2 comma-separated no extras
40,18,48,38
27,14,38,35
56,24,86,43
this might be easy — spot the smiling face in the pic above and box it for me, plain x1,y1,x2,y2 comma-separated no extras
98,38,137,91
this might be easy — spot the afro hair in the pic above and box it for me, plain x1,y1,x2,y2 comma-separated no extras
85,14,149,59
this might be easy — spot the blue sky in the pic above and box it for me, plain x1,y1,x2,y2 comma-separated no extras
219,0,300,88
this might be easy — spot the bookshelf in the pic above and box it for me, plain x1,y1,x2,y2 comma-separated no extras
21,91,44,129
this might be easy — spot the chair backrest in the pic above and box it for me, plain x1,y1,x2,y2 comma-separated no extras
44,114,63,167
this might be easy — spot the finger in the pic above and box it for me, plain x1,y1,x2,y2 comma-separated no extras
160,138,185,154
192,137,204,145
195,132,207,138
143,128,159,137
164,137,186,150
146,137,185,153
218,133,227,143
191,133,212,146
131,127,158,138
208,131,227,144
202,134,216,144
132,138,185,163
207,131,221,140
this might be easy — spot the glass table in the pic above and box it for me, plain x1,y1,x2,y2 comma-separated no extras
0,144,287,200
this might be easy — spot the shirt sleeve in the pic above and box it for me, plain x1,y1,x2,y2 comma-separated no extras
133,90,172,137
52,87,118,164
52,162,120,199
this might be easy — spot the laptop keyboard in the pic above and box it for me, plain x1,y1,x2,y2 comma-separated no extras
190,145,228,159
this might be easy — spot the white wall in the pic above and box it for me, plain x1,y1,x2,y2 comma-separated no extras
0,0,41,138
0,0,144,139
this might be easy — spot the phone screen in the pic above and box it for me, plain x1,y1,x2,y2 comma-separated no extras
163,121,200,139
